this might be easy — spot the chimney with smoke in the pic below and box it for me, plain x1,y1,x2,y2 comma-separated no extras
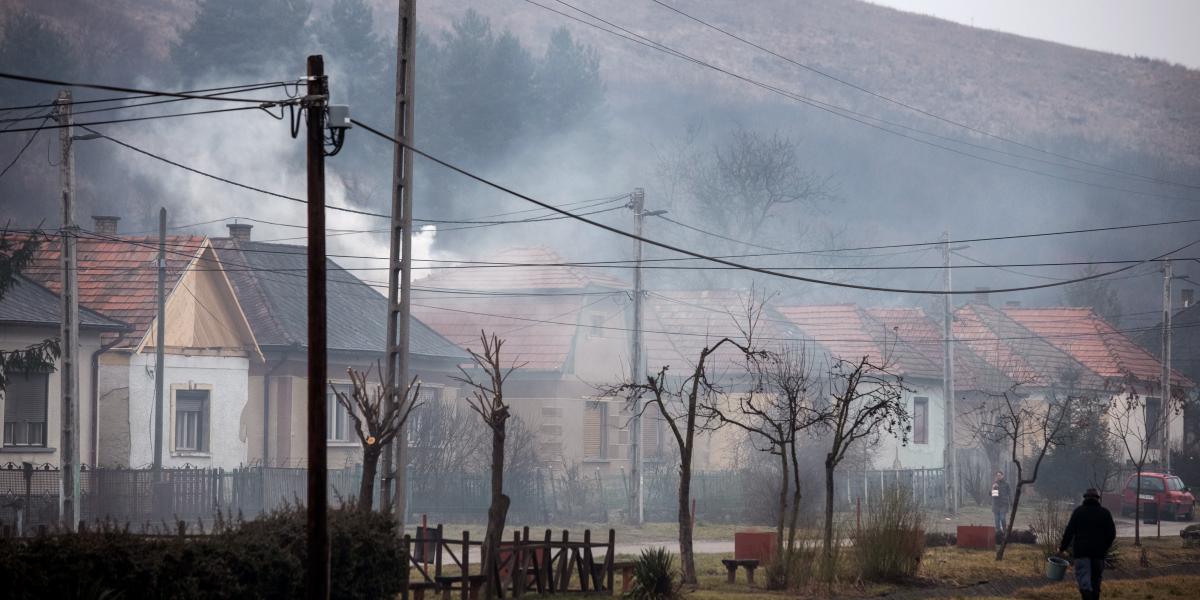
226,223,252,241
974,287,990,305
91,215,120,235
1184,288,1195,308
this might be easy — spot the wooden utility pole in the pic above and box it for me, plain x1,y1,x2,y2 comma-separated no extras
56,90,80,531
153,207,166,472
1161,259,1172,471
941,231,958,514
384,0,417,528
304,55,330,600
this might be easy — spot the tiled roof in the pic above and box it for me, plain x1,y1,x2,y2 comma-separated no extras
212,239,467,360
777,304,942,379
644,290,803,375
1004,307,1191,388
865,306,1012,390
0,273,125,330
420,246,628,292
26,234,204,346
952,303,1104,389
410,296,586,371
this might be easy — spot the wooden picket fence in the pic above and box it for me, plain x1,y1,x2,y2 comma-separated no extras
402,525,617,600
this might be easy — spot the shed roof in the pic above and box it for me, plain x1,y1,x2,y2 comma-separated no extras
0,273,125,330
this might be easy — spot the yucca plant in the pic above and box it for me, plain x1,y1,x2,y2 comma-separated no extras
627,547,680,600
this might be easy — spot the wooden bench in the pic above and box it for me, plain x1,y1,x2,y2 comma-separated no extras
434,575,487,600
611,561,636,593
720,559,760,585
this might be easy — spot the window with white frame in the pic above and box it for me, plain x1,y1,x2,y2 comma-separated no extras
327,383,353,442
174,389,210,453
3,371,49,447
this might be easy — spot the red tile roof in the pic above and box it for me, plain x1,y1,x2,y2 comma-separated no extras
420,246,628,291
865,306,1011,390
952,303,1105,389
777,304,942,379
410,296,587,371
26,234,204,347
644,290,802,375
1003,307,1191,388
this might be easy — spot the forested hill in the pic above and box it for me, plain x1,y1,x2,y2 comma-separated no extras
4,0,1197,170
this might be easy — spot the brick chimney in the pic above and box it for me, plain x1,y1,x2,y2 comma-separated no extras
226,223,253,241
1183,288,1195,308
91,215,119,234
974,287,990,305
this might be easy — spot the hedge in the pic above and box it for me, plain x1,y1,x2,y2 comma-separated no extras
0,506,407,599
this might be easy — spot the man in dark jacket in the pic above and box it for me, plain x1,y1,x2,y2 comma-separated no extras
1058,488,1116,600
992,470,1011,536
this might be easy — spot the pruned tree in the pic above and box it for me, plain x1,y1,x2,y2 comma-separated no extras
330,365,423,511
813,355,910,570
1107,375,1186,545
450,332,521,600
966,379,1075,560
607,334,763,585
710,344,819,588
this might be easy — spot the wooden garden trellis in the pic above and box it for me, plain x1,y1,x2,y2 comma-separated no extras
402,524,616,600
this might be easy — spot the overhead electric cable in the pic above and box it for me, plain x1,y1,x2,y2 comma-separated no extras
0,116,49,180
0,105,269,135
647,0,1198,191
0,81,299,125
524,0,1197,202
350,116,1200,295
0,80,306,112
0,71,296,105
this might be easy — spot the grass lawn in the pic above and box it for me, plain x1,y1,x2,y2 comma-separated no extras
956,575,1200,600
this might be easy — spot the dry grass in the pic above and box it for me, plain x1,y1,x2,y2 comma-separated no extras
956,575,1200,600
919,537,1200,584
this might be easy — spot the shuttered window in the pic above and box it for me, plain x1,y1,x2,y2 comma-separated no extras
174,389,210,452
641,413,661,458
583,402,607,459
3,371,49,447
913,397,928,444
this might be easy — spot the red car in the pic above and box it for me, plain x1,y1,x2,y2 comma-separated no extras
1119,472,1195,521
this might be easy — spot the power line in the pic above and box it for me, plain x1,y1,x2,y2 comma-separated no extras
0,116,49,180
0,81,300,125
409,300,1200,345
350,116,1200,295
647,0,1199,192
0,105,271,135
0,80,306,113
525,0,1197,203
0,71,296,105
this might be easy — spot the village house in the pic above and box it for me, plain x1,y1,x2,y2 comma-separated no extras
412,246,637,474
22,217,466,471
0,273,125,466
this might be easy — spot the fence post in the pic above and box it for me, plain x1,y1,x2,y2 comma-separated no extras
462,530,470,600
605,529,615,595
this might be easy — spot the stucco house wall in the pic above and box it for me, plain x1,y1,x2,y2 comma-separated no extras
128,352,249,468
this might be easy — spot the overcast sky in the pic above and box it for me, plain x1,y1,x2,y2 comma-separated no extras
873,0,1200,69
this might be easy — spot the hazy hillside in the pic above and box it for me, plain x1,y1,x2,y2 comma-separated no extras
6,0,1198,169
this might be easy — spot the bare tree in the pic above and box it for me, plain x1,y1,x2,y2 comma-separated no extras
814,355,910,569
710,344,819,588
330,365,423,511
450,332,521,600
966,380,1075,560
607,335,762,585
1107,376,1185,545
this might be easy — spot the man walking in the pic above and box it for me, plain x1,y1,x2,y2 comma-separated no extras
991,470,1011,537
1058,488,1116,600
